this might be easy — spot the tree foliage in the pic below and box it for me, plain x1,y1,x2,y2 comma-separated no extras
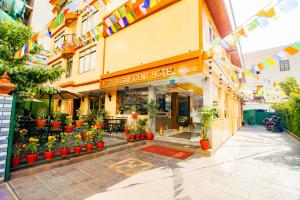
279,77,299,97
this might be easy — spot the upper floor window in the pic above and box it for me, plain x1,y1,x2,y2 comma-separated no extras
79,45,96,73
209,22,216,44
52,61,62,68
279,60,290,71
66,57,73,78
81,11,98,35
54,31,64,48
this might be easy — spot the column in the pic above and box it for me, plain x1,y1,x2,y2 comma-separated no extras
202,77,213,106
148,86,156,132
171,92,179,129
105,90,117,116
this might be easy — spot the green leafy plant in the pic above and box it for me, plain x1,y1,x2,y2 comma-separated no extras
52,110,62,122
12,143,24,157
76,109,83,120
146,100,158,132
65,115,73,126
36,108,47,119
45,136,56,152
24,137,39,154
94,129,105,143
131,105,137,113
85,131,94,144
73,134,83,147
60,132,71,149
198,106,218,141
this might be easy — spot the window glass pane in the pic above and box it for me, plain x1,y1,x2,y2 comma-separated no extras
79,57,84,73
90,51,96,70
84,54,90,72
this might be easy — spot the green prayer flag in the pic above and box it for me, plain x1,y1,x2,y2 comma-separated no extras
118,5,126,17
113,23,119,31
54,12,64,28
130,10,135,19
246,20,258,32
291,42,300,50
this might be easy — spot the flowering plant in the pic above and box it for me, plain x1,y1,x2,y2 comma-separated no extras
94,116,104,124
66,116,73,126
45,136,56,152
19,129,28,136
36,108,47,119
85,131,94,144
60,132,71,149
25,137,39,154
76,109,83,120
52,110,62,122
12,143,24,157
92,125,105,143
73,134,83,147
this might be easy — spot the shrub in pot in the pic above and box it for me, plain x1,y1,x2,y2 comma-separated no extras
60,132,71,157
138,118,148,140
146,100,158,140
73,134,83,154
94,116,104,130
128,132,135,142
51,110,62,130
198,106,218,150
75,109,84,128
85,131,94,152
12,143,23,168
24,137,39,164
131,105,138,119
64,115,73,132
93,127,105,150
44,136,56,160
35,108,47,128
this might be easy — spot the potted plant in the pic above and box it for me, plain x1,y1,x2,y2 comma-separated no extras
80,122,90,140
24,137,39,164
12,143,23,168
95,116,104,130
44,136,56,160
93,127,105,150
85,131,94,152
64,115,73,132
128,131,135,142
51,110,62,130
18,128,28,144
138,118,148,140
146,100,158,140
198,106,217,150
60,132,71,157
75,109,84,128
73,134,83,154
131,105,138,119
35,108,47,128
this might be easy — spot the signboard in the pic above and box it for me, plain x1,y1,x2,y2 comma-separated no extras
100,59,200,89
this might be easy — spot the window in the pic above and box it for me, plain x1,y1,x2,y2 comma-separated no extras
81,11,98,35
52,61,62,68
279,60,290,71
209,22,216,44
79,45,96,73
66,57,73,78
54,31,64,48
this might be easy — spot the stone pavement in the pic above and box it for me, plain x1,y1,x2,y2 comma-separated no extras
3,126,300,200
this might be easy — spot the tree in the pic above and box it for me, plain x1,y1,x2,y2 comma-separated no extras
0,21,63,96
279,77,299,97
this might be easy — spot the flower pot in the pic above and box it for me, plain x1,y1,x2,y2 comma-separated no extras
140,133,145,140
35,119,47,128
85,144,93,152
51,122,61,130
131,113,138,119
146,132,154,140
135,133,141,140
96,123,104,130
60,148,70,157
75,120,84,128
81,132,86,140
124,128,130,135
128,135,135,142
25,154,38,164
12,156,21,168
64,126,73,132
44,151,55,160
97,141,104,150
73,146,82,154
200,140,211,150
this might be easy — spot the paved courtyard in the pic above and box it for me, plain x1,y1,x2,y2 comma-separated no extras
3,126,300,200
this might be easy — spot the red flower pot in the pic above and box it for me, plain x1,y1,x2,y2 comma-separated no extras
60,148,70,157
147,132,154,140
85,144,93,152
135,133,141,140
131,113,138,119
25,154,38,164
64,126,73,132
35,119,47,128
73,146,82,154
97,141,104,150
81,132,86,140
12,156,21,168
75,120,84,128
200,140,211,150
44,151,55,160
96,124,104,130
140,133,145,140
128,135,135,142
51,122,61,130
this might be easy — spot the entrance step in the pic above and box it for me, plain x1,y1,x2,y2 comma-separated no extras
147,139,212,157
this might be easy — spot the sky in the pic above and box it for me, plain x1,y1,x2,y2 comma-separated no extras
30,0,300,53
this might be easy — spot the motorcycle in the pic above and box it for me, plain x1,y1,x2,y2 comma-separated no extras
271,117,283,132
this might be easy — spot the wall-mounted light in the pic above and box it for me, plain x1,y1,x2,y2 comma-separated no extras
227,86,231,92
209,61,212,75
219,74,223,85
108,92,112,101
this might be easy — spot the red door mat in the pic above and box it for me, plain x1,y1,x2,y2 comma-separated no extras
139,145,193,160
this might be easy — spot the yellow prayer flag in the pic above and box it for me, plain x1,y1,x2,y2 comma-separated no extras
125,13,134,24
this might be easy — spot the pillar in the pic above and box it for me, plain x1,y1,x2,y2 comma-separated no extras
202,77,213,106
148,86,156,132
105,90,117,116
171,92,179,129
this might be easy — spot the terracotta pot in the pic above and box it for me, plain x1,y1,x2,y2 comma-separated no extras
85,144,93,152
96,124,104,130
51,122,61,130
81,132,86,140
135,133,141,140
60,148,69,157
73,146,82,154
128,135,135,142
131,113,138,119
97,141,104,150
140,133,145,140
64,126,73,132
146,132,154,140
12,156,21,168
75,120,84,128
200,140,211,150
25,154,38,164
35,119,47,128
44,151,55,160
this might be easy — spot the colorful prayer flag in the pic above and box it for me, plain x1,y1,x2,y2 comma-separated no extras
246,20,258,32
284,46,298,55
119,5,127,17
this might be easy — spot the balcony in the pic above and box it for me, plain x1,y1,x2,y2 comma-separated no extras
61,34,77,58
64,12,79,27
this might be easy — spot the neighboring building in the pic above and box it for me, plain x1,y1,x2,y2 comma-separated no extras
0,0,34,25
48,0,243,149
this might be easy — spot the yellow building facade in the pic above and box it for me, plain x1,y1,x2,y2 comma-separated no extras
48,0,243,149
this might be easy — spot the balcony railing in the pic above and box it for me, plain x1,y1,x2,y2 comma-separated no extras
61,33,77,58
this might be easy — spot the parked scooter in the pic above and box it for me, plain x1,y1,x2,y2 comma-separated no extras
263,116,283,132
271,117,283,132
262,118,270,127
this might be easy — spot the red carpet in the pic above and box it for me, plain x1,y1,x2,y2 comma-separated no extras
139,145,193,160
